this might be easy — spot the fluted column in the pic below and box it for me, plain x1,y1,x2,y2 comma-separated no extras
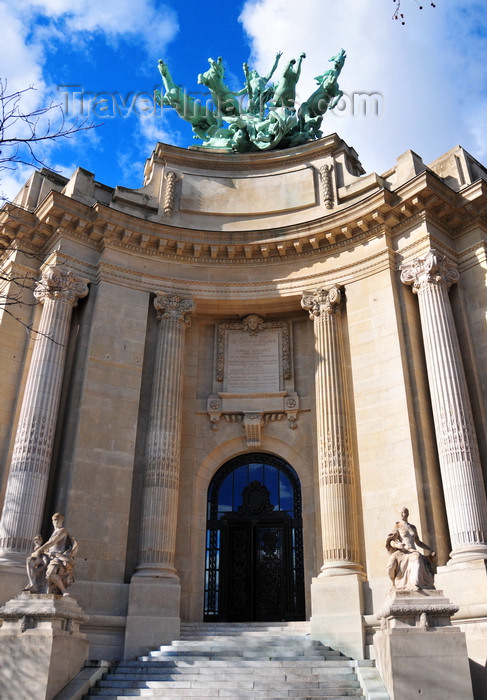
401,249,487,562
0,266,89,564
302,285,363,576
136,292,194,577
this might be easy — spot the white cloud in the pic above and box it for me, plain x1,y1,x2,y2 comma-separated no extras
25,0,179,55
239,0,487,174
0,0,180,200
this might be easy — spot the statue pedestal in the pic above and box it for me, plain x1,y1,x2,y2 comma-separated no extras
0,593,89,700
373,589,474,700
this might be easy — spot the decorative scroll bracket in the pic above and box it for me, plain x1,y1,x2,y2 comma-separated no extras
207,393,299,445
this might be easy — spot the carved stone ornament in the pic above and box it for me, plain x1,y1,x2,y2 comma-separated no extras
163,171,177,217
376,589,459,631
301,284,342,319
207,393,299,441
319,163,334,209
400,248,459,293
238,481,275,515
154,292,195,325
33,266,89,307
216,314,291,383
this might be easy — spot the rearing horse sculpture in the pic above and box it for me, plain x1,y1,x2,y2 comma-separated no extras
197,57,241,117
155,59,219,140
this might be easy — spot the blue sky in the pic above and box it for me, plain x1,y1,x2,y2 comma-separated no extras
1,0,487,200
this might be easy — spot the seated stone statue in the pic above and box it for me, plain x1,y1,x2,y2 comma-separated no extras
24,534,49,593
386,507,436,591
25,513,77,596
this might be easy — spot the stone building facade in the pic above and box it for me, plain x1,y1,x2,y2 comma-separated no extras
0,135,486,690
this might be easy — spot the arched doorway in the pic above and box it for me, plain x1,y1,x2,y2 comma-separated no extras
204,453,305,622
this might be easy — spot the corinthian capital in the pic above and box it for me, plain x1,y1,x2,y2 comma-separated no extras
301,285,342,319
154,292,195,325
33,266,89,306
400,249,459,293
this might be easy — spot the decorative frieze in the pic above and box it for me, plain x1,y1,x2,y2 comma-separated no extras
207,394,299,441
401,249,487,562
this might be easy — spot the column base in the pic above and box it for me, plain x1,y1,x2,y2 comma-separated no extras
133,562,179,579
124,576,181,660
374,589,473,700
448,543,487,565
0,592,89,700
319,560,366,578
0,551,29,572
310,571,365,659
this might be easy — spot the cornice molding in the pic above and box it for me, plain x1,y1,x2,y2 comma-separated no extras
2,159,486,265
147,134,347,174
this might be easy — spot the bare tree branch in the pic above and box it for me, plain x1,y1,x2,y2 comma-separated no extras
392,0,437,24
0,78,99,173
0,79,98,340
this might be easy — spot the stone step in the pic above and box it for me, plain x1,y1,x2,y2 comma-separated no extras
96,678,361,688
169,636,319,646
88,696,361,699
83,622,368,699
104,671,357,681
119,658,355,668
146,650,341,659
89,692,362,698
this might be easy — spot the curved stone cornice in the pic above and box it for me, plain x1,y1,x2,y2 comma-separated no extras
2,147,485,266
400,248,459,293
146,134,356,174
33,266,89,306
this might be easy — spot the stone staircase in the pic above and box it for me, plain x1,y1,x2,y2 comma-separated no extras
85,622,387,699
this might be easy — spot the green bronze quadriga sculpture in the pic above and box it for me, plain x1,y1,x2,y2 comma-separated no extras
154,50,346,153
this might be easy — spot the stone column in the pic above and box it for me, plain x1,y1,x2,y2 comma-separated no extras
302,285,365,659
125,292,194,658
401,249,487,563
0,267,88,567
301,285,362,576
136,292,195,577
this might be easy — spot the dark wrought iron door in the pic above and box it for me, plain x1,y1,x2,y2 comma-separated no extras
204,454,305,622
222,481,293,621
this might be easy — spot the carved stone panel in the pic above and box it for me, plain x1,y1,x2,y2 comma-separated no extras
208,314,299,443
216,314,290,391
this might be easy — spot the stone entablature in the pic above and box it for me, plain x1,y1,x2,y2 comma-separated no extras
3,140,486,266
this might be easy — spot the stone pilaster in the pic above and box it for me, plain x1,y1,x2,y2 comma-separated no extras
136,292,195,578
301,285,362,576
401,249,487,563
0,267,88,566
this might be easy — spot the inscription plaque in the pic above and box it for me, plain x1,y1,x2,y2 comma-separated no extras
226,330,280,393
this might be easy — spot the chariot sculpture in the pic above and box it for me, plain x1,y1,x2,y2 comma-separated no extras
155,49,346,153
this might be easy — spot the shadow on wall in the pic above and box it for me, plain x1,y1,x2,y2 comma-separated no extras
470,659,487,700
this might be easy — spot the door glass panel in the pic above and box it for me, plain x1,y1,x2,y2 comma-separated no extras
218,475,233,515
263,464,279,507
279,471,294,515
249,461,264,483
